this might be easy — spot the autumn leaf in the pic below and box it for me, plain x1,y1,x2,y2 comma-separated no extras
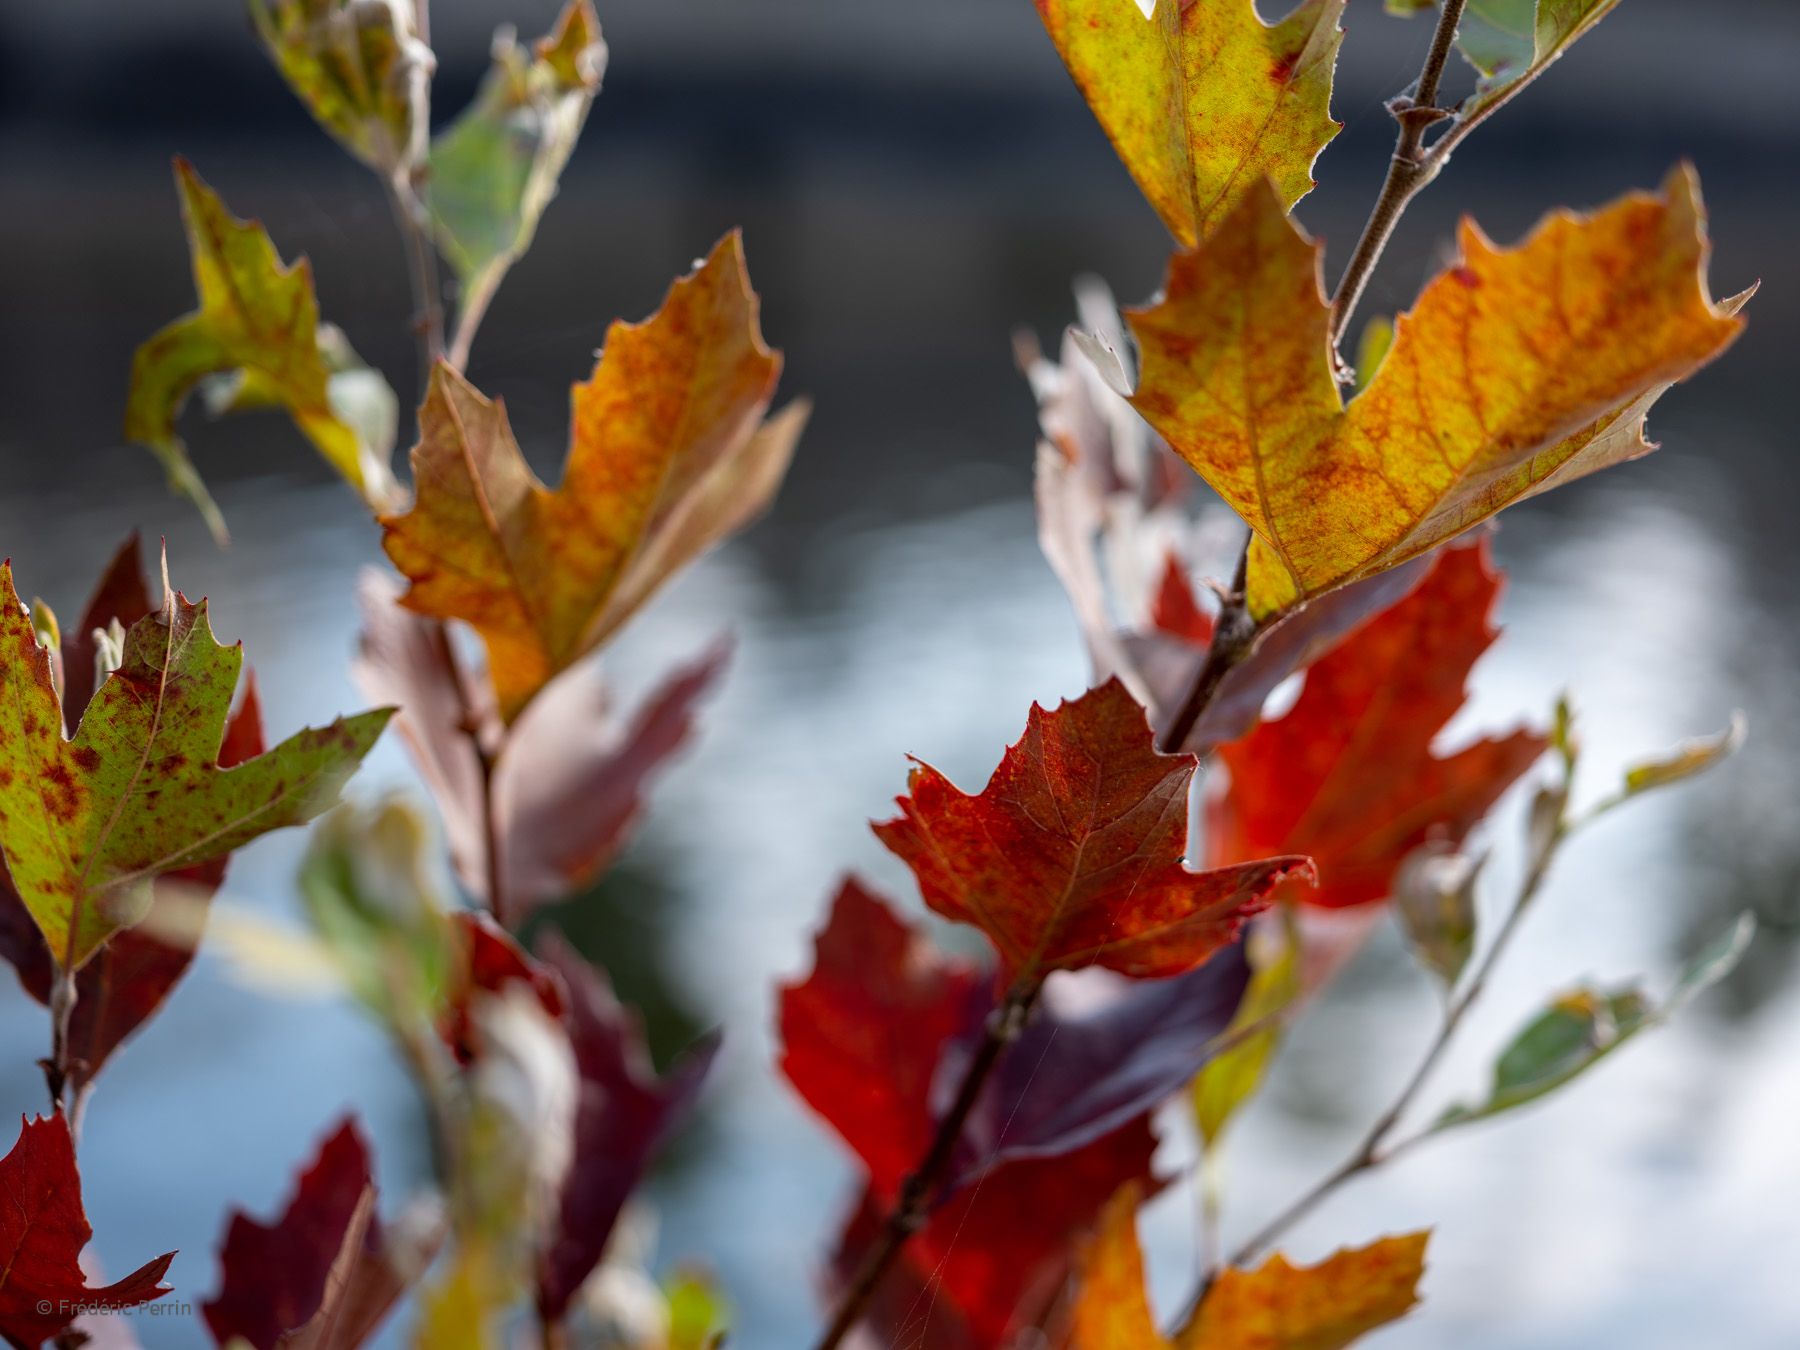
381,234,803,720
874,678,1312,986
1071,1186,1429,1350
126,161,399,541
534,934,718,1325
1209,538,1544,910
1034,0,1344,246
430,0,606,361
354,573,727,918
203,1118,441,1350
248,0,431,174
0,558,391,971
832,1121,1158,1350
0,1113,174,1349
1128,168,1746,619
441,912,564,1065
0,537,265,1090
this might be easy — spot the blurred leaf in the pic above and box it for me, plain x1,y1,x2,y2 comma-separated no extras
1438,913,1756,1129
1620,712,1746,798
1393,842,1480,990
381,235,799,721
1389,0,1620,128
0,559,388,971
1127,170,1746,620
1353,315,1393,392
664,1269,729,1350
126,162,399,540
0,1114,174,1348
1034,0,1344,246
1210,539,1544,910
876,678,1312,985
1193,921,1298,1147
430,0,606,354
248,0,432,173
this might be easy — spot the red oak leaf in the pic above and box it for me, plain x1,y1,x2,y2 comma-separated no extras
1211,538,1546,908
1148,552,1215,647
0,538,266,1091
0,1113,174,1350
441,913,565,1064
874,678,1311,985
534,935,718,1323
203,1118,438,1350
354,572,727,921
830,1119,1158,1350
778,877,987,1195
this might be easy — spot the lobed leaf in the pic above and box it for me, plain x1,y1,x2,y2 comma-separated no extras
0,1113,175,1349
126,162,399,541
380,235,802,720
1209,539,1545,909
876,677,1312,986
1035,0,1345,246
1128,169,1746,620
0,560,390,971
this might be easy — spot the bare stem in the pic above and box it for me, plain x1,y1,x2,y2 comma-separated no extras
44,966,78,1113
1327,0,1467,348
812,982,1042,1350
447,269,502,374
1222,824,1563,1269
1158,541,1254,755
384,170,446,380
428,619,510,923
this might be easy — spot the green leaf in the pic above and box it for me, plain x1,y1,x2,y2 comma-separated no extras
1437,913,1756,1130
297,798,453,1028
1393,842,1480,991
1387,0,1620,126
1352,315,1393,392
429,0,606,359
126,161,400,542
1193,921,1299,1146
665,1269,731,1350
0,560,391,971
247,0,432,174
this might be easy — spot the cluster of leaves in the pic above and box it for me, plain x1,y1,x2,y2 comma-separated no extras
0,0,1760,1348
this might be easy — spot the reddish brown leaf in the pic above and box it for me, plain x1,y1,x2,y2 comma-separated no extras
0,1113,173,1349
534,935,718,1323
1148,552,1215,647
778,877,987,1195
441,913,565,1064
202,1118,434,1350
831,1120,1158,1350
1211,539,1545,908
875,678,1311,985
354,572,727,919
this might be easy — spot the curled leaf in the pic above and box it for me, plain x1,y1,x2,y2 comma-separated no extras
1620,711,1746,798
1392,841,1480,990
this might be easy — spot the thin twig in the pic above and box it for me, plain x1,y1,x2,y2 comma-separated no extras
1327,0,1467,347
384,170,446,379
1158,541,1253,755
44,966,78,1113
813,982,1042,1350
427,619,510,923
1222,823,1562,1269
447,269,502,374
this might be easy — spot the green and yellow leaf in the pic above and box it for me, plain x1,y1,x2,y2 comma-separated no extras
1035,0,1344,246
1127,167,1746,620
0,561,390,971
126,161,400,541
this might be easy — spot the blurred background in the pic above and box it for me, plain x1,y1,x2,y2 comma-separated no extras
1,0,1798,1345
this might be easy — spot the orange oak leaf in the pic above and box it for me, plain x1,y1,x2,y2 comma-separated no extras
1071,1185,1428,1349
1210,538,1544,909
1127,168,1747,619
875,678,1312,986
0,1113,174,1349
380,232,803,720
1034,0,1344,246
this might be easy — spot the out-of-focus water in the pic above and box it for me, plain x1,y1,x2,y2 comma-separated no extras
1,0,1798,1344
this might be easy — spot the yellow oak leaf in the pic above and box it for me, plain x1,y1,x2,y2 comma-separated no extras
126,160,399,543
1071,1187,1429,1350
1126,166,1746,619
380,231,800,721
1034,0,1344,246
